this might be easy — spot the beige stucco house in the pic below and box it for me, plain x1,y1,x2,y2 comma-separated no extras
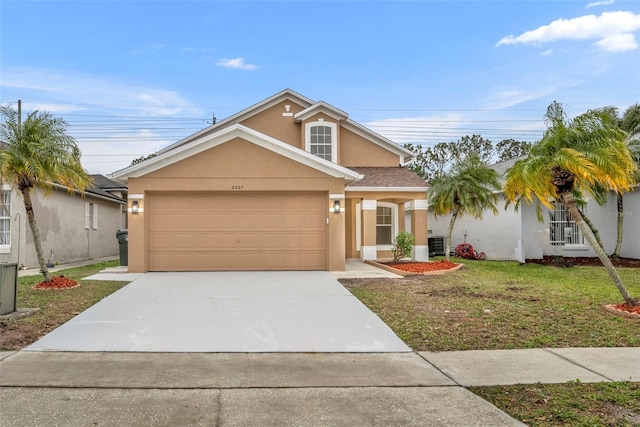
111,89,429,272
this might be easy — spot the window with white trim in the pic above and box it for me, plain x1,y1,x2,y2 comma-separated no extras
549,202,583,246
305,120,337,163
376,206,393,245
85,202,98,230
0,190,11,246
375,202,398,248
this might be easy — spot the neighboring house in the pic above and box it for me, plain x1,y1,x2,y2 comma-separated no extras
0,175,127,269
427,157,640,261
111,89,429,272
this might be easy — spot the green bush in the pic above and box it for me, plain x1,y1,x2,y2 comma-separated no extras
392,231,415,262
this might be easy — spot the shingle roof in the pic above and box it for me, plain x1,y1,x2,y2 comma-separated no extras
348,167,429,188
86,174,126,203
90,174,127,190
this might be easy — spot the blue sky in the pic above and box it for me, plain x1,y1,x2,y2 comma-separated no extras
1,0,639,174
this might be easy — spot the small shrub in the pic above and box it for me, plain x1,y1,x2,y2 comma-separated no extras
392,231,416,262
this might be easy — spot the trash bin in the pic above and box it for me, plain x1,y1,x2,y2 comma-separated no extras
0,263,18,315
116,229,128,266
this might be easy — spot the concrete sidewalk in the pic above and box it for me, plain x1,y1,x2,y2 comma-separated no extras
17,256,119,277
1,347,638,426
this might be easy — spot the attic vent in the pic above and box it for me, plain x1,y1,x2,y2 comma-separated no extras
283,104,293,117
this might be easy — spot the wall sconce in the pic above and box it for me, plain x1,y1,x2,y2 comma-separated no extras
131,200,140,214
333,200,341,213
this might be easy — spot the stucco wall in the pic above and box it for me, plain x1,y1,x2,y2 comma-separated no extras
619,188,640,259
428,188,640,261
0,186,123,269
427,199,522,260
240,101,305,149
127,138,347,273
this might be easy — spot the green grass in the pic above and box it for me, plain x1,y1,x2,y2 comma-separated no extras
0,260,130,350
471,381,640,427
343,259,640,351
342,260,640,426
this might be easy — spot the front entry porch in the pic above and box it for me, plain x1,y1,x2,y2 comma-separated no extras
344,194,429,262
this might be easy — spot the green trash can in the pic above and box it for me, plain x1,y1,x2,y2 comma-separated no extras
116,229,128,266
0,263,18,315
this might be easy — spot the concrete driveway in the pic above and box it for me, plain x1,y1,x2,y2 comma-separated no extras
26,271,410,353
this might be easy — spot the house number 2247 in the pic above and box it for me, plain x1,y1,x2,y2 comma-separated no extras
232,185,244,190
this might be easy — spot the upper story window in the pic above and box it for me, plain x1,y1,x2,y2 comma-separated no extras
1,190,11,247
305,120,337,163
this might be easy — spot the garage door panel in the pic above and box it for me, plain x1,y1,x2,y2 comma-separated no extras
149,214,173,229
302,233,325,250
147,192,327,271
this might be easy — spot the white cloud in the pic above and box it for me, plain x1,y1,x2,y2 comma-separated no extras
541,49,554,56
496,11,640,52
0,67,206,174
594,32,638,51
216,57,259,70
1,67,200,116
586,0,615,8
484,87,559,110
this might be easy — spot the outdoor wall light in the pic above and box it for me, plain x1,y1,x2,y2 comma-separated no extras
333,200,341,213
131,200,140,214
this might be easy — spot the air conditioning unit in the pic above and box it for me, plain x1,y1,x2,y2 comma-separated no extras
428,236,446,257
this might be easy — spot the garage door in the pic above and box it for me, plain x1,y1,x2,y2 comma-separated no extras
147,192,327,271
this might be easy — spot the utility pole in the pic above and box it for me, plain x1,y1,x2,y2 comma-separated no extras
18,99,22,126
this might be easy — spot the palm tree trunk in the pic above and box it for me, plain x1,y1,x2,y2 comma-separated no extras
613,192,624,257
445,206,461,261
577,207,605,252
20,188,51,282
562,192,638,306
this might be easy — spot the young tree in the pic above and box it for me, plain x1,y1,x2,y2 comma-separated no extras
600,104,640,258
0,105,92,282
504,102,639,306
429,154,501,261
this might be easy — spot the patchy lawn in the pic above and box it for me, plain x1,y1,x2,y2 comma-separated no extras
0,260,129,350
341,259,640,351
342,259,640,427
471,381,640,427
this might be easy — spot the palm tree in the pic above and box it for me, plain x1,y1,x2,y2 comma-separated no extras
429,154,501,261
504,102,639,306
604,104,640,258
0,105,92,282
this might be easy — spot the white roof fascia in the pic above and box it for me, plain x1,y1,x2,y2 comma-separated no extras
157,89,314,155
113,124,363,183
346,186,428,192
293,102,349,122
342,119,414,161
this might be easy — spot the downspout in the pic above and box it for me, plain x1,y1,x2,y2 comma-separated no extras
14,212,20,268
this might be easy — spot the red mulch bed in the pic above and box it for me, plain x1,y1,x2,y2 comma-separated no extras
32,275,81,290
613,303,640,315
386,260,460,273
527,256,640,268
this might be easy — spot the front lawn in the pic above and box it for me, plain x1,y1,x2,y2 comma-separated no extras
0,260,129,350
341,259,640,351
471,381,640,427
341,259,640,427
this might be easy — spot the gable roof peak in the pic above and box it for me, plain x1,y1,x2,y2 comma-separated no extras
294,101,349,123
